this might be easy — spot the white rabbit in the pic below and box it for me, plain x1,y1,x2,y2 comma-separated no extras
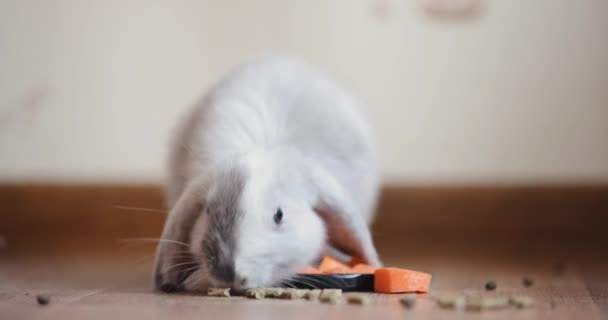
153,54,381,292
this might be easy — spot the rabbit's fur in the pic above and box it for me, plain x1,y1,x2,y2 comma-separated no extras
154,55,381,292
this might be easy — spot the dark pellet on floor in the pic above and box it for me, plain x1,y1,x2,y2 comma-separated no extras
485,281,497,291
36,294,50,306
523,277,534,287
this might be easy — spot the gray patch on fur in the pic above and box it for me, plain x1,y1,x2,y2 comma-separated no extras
203,167,246,283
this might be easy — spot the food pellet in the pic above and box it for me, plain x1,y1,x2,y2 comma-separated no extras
523,277,534,287
265,288,284,298
466,297,509,311
485,281,497,291
510,295,535,308
320,289,342,297
346,294,369,305
293,289,308,299
320,295,341,304
245,289,265,299
400,294,417,308
279,289,295,299
319,289,342,300
36,294,50,306
436,295,453,308
279,288,308,299
465,297,484,311
319,289,342,304
305,289,322,300
453,296,466,310
436,295,465,310
207,288,230,297
484,297,509,309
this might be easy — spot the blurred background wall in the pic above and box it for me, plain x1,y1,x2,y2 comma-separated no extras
1,0,607,185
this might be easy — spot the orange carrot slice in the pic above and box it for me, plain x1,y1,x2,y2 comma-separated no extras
324,266,353,274
298,267,322,274
318,255,351,273
349,256,365,267
351,263,377,274
374,267,432,293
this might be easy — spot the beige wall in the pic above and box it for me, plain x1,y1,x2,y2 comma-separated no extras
1,0,607,184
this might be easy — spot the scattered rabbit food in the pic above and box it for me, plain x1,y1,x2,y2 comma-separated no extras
264,288,284,298
202,255,537,314
466,296,509,311
207,288,231,297
305,289,322,300
243,288,343,303
436,295,466,310
36,294,50,306
434,294,535,312
485,281,497,291
319,289,343,304
510,295,535,308
319,294,340,304
400,293,417,308
279,289,308,299
245,288,265,300
346,294,370,305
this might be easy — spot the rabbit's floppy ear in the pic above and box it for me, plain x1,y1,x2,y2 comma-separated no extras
312,170,381,267
153,176,207,291
315,205,381,267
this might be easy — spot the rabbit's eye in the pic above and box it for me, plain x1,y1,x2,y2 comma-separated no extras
274,208,283,225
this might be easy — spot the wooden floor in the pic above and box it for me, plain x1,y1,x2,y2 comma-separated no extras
1,184,606,319
2,247,607,320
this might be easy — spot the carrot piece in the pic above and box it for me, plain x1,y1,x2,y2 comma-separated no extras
318,255,351,273
298,267,322,274
351,264,377,274
325,266,353,274
374,268,432,293
349,256,365,267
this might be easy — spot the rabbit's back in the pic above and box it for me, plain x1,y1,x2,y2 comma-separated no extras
167,55,380,222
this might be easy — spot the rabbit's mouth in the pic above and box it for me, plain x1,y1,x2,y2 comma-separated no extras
156,267,199,293
154,250,200,293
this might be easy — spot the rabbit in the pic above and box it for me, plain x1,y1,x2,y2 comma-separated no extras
153,54,381,293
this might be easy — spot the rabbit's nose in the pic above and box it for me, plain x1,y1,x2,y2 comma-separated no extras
229,275,248,292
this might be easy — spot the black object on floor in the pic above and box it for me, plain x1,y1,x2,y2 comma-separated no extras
36,294,50,306
282,274,375,292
